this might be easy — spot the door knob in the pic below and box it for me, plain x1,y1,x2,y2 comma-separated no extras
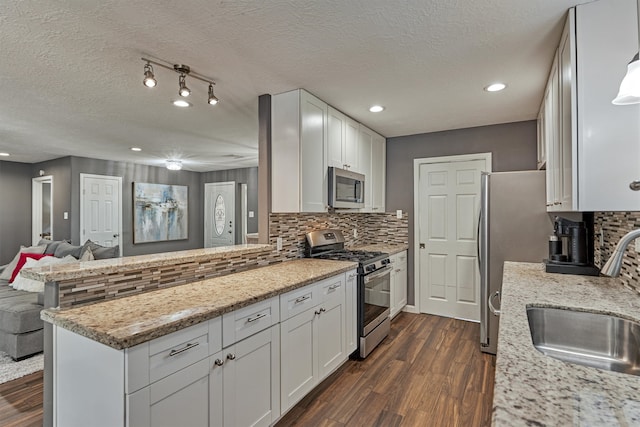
113,234,119,238
419,243,425,249
630,180,640,191
226,353,236,360
214,359,224,367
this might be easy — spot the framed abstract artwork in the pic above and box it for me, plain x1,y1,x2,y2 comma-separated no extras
133,182,188,243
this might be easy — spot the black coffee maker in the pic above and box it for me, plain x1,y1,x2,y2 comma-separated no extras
545,216,600,276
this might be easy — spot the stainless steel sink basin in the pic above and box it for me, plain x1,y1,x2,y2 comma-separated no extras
526,306,640,376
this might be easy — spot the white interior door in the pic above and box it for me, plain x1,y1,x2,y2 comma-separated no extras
205,182,235,247
32,176,54,245
80,174,122,253
417,156,489,321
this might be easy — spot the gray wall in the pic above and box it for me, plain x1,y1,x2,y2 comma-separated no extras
0,161,32,264
32,157,73,242
200,167,259,243
69,156,204,256
386,120,538,305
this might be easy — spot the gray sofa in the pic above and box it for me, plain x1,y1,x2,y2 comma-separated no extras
0,239,120,360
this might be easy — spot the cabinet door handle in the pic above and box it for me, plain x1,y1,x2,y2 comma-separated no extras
395,269,401,273
214,358,224,367
247,312,267,323
328,284,341,290
227,353,236,361
294,295,311,304
168,342,200,357
320,307,326,313
348,273,356,280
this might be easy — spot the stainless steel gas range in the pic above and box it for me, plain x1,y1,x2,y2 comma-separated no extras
306,229,391,358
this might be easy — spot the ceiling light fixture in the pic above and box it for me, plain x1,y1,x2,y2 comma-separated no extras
485,83,507,92
130,147,142,152
369,105,385,113
141,57,219,106
172,100,191,108
613,0,640,105
208,84,219,105
0,152,9,157
166,159,183,171
142,62,157,88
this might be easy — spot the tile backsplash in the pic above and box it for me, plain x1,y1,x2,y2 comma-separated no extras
594,211,640,294
269,212,409,260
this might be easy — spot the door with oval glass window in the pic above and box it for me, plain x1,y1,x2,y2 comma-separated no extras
204,182,235,247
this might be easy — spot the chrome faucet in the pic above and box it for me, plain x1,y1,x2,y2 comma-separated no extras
601,228,640,277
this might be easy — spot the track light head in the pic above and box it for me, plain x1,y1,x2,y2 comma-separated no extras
208,84,219,105
178,74,191,97
143,63,157,88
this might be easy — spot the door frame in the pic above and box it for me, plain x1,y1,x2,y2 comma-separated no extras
32,175,54,245
79,173,123,256
412,153,492,315
204,181,236,247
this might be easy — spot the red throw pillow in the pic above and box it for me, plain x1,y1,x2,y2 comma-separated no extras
9,253,51,283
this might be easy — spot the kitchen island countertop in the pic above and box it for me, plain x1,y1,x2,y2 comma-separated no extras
42,258,357,350
493,262,640,426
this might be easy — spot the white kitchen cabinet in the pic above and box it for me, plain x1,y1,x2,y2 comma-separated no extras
280,274,347,412
542,50,562,211
211,325,281,427
345,269,358,354
390,251,407,319
328,106,360,173
541,0,640,212
536,106,546,170
359,124,386,213
272,89,328,213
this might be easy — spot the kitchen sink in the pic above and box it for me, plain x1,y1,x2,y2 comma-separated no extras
526,306,640,376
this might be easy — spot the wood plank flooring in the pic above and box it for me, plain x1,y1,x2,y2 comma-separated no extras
276,312,495,427
0,312,494,427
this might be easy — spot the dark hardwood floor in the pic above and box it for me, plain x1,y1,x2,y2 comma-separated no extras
0,313,495,427
276,313,495,427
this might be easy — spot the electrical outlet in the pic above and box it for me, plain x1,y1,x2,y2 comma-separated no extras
396,210,402,219
276,237,283,251
635,238,640,253
353,228,358,238
63,212,69,220
248,211,254,218
600,230,604,247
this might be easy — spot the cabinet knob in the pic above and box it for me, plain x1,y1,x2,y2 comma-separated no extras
630,181,640,191
226,353,236,360
214,359,224,367
320,307,326,313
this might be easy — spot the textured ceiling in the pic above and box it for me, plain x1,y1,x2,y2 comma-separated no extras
1,0,586,172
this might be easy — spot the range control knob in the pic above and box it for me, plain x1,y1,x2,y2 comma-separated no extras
366,265,375,272
381,259,390,265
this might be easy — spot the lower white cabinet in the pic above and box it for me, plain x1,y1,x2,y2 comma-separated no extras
390,251,408,319
345,270,357,354
210,325,281,427
280,273,348,412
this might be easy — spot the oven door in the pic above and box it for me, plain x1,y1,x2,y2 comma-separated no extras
362,266,391,336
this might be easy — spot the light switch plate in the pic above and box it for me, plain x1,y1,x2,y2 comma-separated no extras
63,212,69,220
248,211,254,218
276,237,283,251
396,210,402,219
635,238,640,253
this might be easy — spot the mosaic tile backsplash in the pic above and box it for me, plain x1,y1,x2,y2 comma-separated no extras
594,211,640,294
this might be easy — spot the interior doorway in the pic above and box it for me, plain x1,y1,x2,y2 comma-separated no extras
80,173,123,255
414,153,491,321
204,182,236,247
32,176,53,245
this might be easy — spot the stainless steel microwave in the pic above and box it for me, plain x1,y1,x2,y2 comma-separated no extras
328,167,365,209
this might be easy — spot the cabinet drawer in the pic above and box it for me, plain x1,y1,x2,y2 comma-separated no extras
280,283,318,321
318,275,345,306
146,322,210,385
222,296,279,348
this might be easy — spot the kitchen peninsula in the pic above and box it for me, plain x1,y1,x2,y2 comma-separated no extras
42,258,358,426
493,262,640,426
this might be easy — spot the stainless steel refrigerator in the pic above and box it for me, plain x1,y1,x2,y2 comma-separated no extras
479,170,551,354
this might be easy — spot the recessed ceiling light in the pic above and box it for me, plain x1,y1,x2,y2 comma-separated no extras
369,105,385,113
485,83,507,92
0,152,9,157
172,100,191,107
130,147,142,152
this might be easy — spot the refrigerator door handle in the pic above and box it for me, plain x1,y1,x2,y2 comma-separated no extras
479,172,490,347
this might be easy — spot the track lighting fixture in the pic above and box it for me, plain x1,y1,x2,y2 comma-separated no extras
143,62,157,88
141,57,219,106
208,84,219,105
178,74,191,97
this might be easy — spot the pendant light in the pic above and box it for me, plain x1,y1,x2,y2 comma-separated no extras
612,0,640,105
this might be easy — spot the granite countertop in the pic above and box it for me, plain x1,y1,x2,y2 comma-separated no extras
22,244,272,282
349,243,408,255
41,258,357,350
493,262,640,426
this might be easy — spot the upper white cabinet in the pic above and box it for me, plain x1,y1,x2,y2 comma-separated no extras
328,106,361,173
541,0,640,211
272,89,328,213
272,89,386,213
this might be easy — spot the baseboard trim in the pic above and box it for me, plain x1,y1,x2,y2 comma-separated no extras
402,305,419,314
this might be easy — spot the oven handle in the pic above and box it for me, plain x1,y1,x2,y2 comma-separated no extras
364,266,392,284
